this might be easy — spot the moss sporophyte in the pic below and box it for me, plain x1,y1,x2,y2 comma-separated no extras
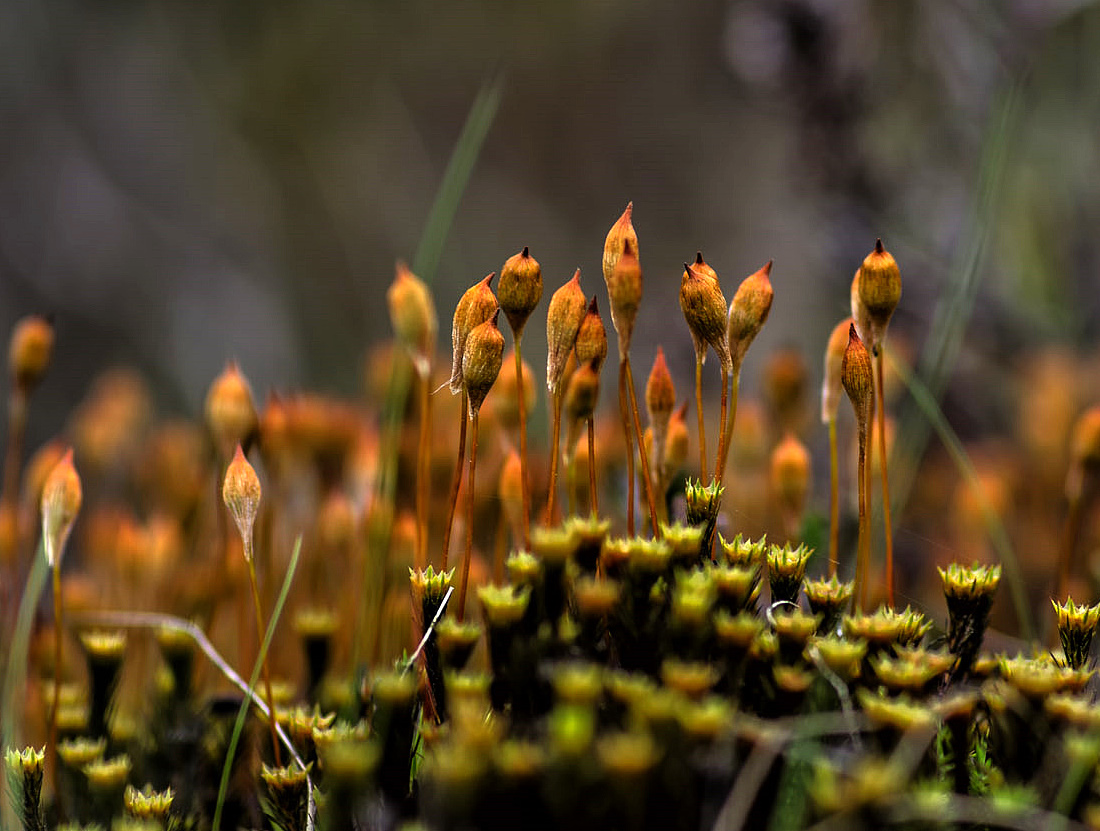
2,207,1092,830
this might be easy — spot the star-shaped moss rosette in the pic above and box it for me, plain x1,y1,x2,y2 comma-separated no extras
409,565,457,719
409,565,456,614
712,563,762,615
999,656,1092,700
894,606,933,647
684,478,724,563
766,542,813,604
870,646,953,694
622,536,674,580
1052,597,1100,669
435,618,482,672
661,521,706,567
261,763,312,831
856,689,938,735
719,532,767,568
938,562,1001,676
572,575,621,620
562,515,611,573
670,570,716,631
804,576,854,634
842,607,907,652
504,550,542,589
476,584,532,630
714,610,764,653
5,747,45,831
806,635,867,683
123,785,175,824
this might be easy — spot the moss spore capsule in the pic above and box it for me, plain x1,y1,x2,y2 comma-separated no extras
462,310,506,418
499,246,542,336
546,270,587,395
450,273,498,394
856,238,901,352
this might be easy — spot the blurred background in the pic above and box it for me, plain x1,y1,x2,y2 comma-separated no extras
5,0,1100,622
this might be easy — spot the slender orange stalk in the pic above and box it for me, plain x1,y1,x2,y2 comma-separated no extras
546,391,564,524
246,558,282,766
619,362,635,534
458,412,479,621
458,311,504,616
48,560,63,815
875,350,894,606
440,390,467,571
514,340,531,547
624,358,660,537
415,370,431,572
827,417,839,577
224,445,281,765
694,357,707,482
715,367,729,484
855,422,869,611
841,325,873,610
587,417,599,517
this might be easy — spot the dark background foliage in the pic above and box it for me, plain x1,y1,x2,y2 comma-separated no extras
2,0,1100,472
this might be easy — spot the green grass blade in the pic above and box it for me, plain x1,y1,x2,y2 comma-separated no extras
356,77,502,669
412,76,504,282
1,540,49,831
2,542,49,753
212,535,303,831
887,83,1020,538
886,349,1034,640
376,75,504,502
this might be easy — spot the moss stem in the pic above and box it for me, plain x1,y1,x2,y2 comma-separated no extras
545,391,564,525
828,417,839,578
715,367,729,485
47,560,64,821
875,350,894,607
440,390,468,571
246,554,282,767
854,421,869,612
619,361,635,535
624,358,660,538
514,337,531,549
415,370,431,572
695,356,707,482
458,413,479,621
587,417,599,517
717,371,740,484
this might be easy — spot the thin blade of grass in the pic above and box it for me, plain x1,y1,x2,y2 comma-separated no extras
376,75,504,503
1,540,48,831
212,535,303,831
356,76,502,668
2,542,49,749
886,83,1020,554
886,348,1034,639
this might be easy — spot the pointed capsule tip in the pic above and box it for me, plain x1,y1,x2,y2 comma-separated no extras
483,272,496,286
571,268,581,283
522,245,529,257
695,251,704,265
587,295,599,314
874,238,884,254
